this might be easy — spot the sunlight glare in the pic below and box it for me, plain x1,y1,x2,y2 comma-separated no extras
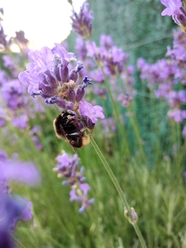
1,0,85,49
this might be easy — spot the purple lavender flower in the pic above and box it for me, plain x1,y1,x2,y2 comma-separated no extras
100,34,113,50
0,60,45,129
118,92,134,108
85,41,104,64
166,29,186,85
0,117,6,127
15,30,28,44
103,46,129,76
79,99,105,124
86,37,129,76
138,29,186,125
19,44,84,109
0,151,40,247
0,151,40,187
19,43,105,148
160,0,182,16
137,58,177,88
53,151,94,212
101,117,116,136
0,193,33,247
90,68,104,83
0,228,15,248
167,90,186,107
1,78,30,129
0,18,7,47
11,114,28,129
54,152,80,184
75,37,88,60
160,0,186,31
76,34,136,109
2,55,15,69
9,197,33,231
167,109,186,122
70,183,95,213
71,2,93,39
2,79,26,110
0,8,4,15
75,37,106,96
0,70,9,86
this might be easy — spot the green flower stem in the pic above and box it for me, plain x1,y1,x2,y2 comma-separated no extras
90,135,148,248
90,135,129,208
132,223,148,248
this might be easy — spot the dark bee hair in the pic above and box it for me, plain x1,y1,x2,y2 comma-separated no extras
53,111,90,148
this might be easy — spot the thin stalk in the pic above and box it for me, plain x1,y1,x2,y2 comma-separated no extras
132,223,148,248
90,135,148,248
90,135,129,208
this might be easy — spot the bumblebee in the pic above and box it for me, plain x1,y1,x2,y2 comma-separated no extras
53,111,90,148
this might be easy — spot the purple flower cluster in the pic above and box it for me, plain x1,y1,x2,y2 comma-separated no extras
137,29,186,130
100,117,116,136
0,150,40,247
15,30,29,45
0,9,7,48
86,37,129,77
0,60,44,130
70,2,93,39
0,18,45,132
166,29,186,85
160,0,186,32
75,34,136,107
53,151,94,212
0,9,28,51
18,43,104,147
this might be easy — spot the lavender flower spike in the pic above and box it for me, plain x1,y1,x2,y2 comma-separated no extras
160,0,186,31
70,183,95,213
18,43,90,111
0,151,41,188
0,10,7,47
19,41,104,149
53,151,94,212
71,2,93,39
0,151,41,247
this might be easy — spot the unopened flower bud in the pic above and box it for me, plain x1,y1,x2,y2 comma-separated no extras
69,62,84,82
124,207,138,224
69,70,78,82
68,89,76,102
76,87,85,102
75,61,84,72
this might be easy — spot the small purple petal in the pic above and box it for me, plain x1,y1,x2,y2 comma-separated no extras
79,100,105,123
